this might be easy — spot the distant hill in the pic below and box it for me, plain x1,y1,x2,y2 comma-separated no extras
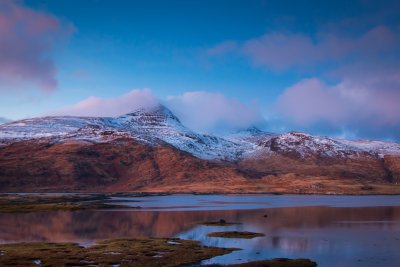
0,118,11,124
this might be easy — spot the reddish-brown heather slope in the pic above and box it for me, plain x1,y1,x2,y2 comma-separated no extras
0,138,244,192
1,137,400,194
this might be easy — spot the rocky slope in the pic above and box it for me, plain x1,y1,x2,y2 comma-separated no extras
1,105,400,193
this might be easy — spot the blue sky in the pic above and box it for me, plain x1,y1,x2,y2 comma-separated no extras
1,0,400,140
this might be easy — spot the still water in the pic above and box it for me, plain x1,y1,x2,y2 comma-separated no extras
1,195,400,267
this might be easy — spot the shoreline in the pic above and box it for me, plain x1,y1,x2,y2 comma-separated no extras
2,193,400,213
3,191,400,196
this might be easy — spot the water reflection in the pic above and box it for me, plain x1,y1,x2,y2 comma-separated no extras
0,202,400,266
111,194,400,211
175,206,400,266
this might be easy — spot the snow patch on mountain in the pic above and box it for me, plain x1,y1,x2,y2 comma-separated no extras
244,132,400,159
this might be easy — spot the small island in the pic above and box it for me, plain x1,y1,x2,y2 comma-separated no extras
199,219,242,226
207,231,265,239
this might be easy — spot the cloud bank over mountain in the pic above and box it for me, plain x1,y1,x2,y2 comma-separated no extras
51,75,400,140
166,91,264,133
276,77,400,141
205,20,400,141
51,89,265,133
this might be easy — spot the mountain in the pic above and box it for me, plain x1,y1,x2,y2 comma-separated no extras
0,105,243,160
1,105,400,194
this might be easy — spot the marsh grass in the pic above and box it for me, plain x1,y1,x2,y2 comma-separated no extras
0,194,124,213
0,238,236,266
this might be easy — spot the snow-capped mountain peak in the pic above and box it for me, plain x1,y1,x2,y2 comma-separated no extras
120,104,181,125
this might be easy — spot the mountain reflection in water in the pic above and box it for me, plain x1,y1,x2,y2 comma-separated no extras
1,199,400,266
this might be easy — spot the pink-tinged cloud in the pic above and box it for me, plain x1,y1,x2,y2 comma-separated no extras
243,33,319,71
52,89,159,117
205,41,238,56
276,76,400,131
0,0,73,91
207,26,398,71
166,91,264,132
276,78,348,125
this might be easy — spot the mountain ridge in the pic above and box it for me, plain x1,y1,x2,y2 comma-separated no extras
1,104,399,160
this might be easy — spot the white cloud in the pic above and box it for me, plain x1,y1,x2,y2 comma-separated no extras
166,91,264,133
52,89,159,117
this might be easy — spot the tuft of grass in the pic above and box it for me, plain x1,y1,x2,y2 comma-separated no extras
207,231,265,239
0,238,237,266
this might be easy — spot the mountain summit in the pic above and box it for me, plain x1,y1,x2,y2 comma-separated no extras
121,104,182,125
